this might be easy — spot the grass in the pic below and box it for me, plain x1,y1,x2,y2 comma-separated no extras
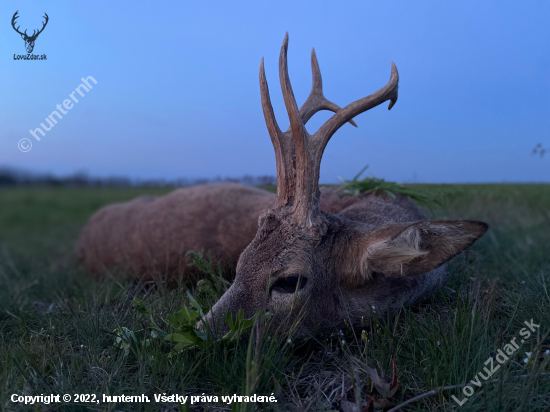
335,165,438,205
1,184,550,411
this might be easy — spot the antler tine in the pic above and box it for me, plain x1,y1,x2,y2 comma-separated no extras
299,48,357,128
279,33,310,169
36,13,49,36
260,57,292,205
279,34,324,225
260,58,283,146
313,62,399,156
11,11,25,36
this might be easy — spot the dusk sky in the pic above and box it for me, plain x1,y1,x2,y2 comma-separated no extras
1,1,549,183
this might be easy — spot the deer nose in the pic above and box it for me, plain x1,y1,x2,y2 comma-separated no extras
198,283,239,337
198,306,231,338
199,282,260,338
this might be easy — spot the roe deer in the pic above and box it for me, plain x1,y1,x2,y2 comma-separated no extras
77,34,487,336
202,34,487,335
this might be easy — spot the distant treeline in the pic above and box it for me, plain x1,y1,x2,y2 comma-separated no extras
0,168,277,188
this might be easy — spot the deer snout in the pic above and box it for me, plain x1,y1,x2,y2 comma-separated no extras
195,300,227,337
196,310,227,337
200,284,244,337
200,282,265,338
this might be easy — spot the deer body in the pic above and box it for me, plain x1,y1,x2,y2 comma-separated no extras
77,183,274,277
77,183,362,277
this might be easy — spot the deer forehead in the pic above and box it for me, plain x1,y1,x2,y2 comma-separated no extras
237,224,327,280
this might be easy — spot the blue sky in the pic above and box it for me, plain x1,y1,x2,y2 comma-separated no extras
1,0,548,182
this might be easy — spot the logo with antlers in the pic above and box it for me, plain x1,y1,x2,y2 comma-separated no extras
11,11,49,53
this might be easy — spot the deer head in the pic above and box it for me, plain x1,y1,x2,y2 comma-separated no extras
12,11,49,53
203,34,487,336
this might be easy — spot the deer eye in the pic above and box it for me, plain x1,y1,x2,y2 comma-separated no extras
271,275,308,294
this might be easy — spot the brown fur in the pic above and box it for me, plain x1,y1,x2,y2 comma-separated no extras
76,184,355,278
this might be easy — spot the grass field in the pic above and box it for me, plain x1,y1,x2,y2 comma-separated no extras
1,184,549,411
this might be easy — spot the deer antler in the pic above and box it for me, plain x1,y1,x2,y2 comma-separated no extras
260,36,359,209
12,11,49,40
11,11,26,37
260,33,399,226
33,13,49,38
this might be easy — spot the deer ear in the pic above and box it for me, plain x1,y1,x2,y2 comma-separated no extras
340,220,488,288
